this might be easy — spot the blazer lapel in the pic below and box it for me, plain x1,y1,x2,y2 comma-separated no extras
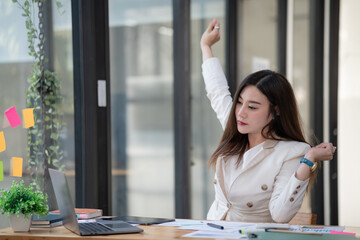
216,157,229,200
215,139,279,200
241,139,278,172
228,139,278,191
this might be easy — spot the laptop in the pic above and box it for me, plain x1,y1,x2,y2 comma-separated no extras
49,168,143,236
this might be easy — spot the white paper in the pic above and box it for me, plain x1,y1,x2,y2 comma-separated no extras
159,219,348,239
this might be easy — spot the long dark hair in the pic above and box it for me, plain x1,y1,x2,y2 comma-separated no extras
208,70,309,168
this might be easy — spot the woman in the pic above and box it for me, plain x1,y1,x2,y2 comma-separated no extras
201,18,336,223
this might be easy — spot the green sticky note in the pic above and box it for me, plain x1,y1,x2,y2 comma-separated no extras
0,161,3,181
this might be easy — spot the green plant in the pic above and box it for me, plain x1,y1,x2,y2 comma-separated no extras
26,63,65,187
0,181,49,219
12,0,65,190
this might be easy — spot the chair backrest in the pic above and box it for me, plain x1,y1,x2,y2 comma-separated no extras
289,212,317,225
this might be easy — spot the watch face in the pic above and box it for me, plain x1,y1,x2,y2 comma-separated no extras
311,162,318,172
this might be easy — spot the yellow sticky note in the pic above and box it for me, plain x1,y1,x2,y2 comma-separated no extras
10,157,23,177
23,108,35,128
0,131,5,152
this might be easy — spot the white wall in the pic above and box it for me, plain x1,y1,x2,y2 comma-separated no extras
338,0,360,227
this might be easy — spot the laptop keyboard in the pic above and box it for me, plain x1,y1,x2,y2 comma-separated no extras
79,222,113,234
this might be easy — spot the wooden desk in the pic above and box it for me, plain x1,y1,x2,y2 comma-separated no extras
1,225,360,240
0,225,192,240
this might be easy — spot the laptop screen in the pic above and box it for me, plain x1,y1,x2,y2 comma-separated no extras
49,168,81,235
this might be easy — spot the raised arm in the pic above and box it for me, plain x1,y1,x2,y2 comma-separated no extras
200,19,233,129
200,18,221,62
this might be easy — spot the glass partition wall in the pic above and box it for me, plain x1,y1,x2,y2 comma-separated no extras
237,0,278,79
0,0,350,226
338,0,360,227
237,0,313,215
292,0,312,213
0,0,74,228
109,0,227,219
190,0,226,219
109,1,174,218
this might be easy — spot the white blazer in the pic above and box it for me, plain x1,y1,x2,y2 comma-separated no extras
202,58,311,223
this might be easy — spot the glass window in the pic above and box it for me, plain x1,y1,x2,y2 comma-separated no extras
109,1,174,218
237,0,313,216
338,0,360,227
292,0,311,213
190,0,226,219
293,0,311,127
0,0,74,228
237,0,278,79
51,0,75,208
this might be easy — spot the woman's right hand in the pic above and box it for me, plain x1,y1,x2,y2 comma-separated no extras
200,18,221,61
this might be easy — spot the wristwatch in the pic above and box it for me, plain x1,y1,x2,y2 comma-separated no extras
300,157,317,171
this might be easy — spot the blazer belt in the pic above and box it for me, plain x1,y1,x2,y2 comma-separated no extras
218,200,271,216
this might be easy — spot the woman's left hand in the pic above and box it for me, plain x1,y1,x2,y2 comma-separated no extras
305,142,336,162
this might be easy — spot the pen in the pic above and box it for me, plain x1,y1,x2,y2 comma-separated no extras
207,223,224,230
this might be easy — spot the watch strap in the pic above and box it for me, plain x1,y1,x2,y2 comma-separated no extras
300,157,314,167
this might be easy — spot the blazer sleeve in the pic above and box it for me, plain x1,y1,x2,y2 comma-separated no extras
202,58,233,130
269,143,311,223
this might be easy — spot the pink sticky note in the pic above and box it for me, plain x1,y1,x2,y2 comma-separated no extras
10,157,23,177
330,230,356,235
5,107,22,128
2,114,10,128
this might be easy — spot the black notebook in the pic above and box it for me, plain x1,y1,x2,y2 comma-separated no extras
32,214,62,225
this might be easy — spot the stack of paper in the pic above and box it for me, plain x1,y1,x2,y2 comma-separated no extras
158,219,356,239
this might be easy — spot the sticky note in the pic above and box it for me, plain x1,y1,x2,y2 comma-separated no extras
0,131,5,152
22,108,35,128
0,161,3,181
5,107,22,128
10,157,23,177
2,114,10,128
